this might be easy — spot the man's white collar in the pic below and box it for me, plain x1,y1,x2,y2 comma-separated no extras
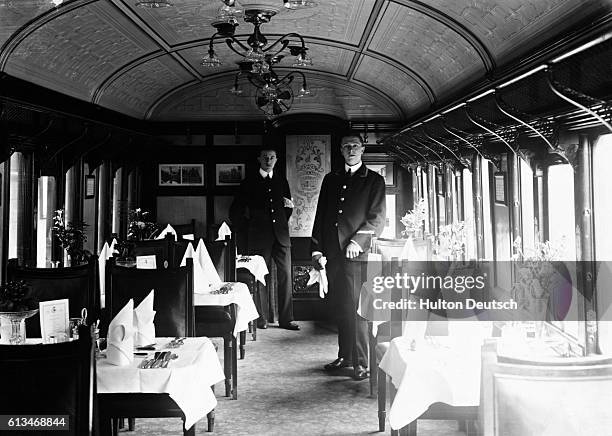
259,168,273,178
344,161,363,173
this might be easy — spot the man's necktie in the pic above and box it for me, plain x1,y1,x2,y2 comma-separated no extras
345,169,352,178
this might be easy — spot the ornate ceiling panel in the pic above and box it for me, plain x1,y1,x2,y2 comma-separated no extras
3,1,159,101
0,0,58,48
368,2,485,98
258,0,377,45
97,54,193,118
414,0,610,63
119,0,219,46
149,72,401,121
1,0,610,124
353,56,430,117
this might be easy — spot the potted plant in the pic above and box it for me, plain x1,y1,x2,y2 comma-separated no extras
52,209,91,266
128,208,160,241
0,280,39,344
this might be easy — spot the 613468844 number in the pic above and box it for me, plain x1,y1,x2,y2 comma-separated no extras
0,415,69,431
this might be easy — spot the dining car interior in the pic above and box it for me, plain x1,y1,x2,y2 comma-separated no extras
2,0,612,435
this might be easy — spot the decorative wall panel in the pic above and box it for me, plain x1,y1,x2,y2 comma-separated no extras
286,135,331,237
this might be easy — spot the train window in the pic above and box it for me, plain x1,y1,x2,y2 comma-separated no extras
481,159,494,260
380,194,396,238
593,133,612,353
519,158,535,253
8,152,24,260
36,176,56,267
462,168,477,260
547,164,576,260
420,167,430,234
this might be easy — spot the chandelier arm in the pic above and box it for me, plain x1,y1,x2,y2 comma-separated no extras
263,32,306,53
208,32,220,52
266,40,290,59
225,37,251,56
278,70,305,85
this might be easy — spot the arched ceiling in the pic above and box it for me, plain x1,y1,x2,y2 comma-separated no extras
1,0,610,123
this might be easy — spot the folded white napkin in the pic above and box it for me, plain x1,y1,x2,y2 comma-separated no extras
307,267,328,298
106,299,134,366
182,234,194,240
181,242,211,293
196,239,222,288
216,222,232,241
133,290,156,347
156,224,177,241
109,238,118,256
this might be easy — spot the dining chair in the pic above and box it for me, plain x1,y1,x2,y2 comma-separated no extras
105,258,194,337
7,256,99,338
170,218,196,240
195,235,239,399
0,324,96,436
131,234,177,269
101,259,215,435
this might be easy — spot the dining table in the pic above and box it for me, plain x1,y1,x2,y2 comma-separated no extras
97,336,225,435
378,323,491,434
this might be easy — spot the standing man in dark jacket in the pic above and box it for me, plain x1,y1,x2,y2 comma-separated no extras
230,148,299,330
311,133,386,379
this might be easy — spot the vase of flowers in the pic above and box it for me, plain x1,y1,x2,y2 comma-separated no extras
128,208,159,241
435,221,467,260
400,198,427,239
52,209,91,266
511,236,569,329
0,281,39,344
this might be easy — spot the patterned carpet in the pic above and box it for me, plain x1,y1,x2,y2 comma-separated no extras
122,322,466,436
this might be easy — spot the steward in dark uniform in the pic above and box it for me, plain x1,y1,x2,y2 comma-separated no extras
230,149,299,330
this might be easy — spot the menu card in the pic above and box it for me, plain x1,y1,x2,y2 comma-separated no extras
39,299,70,343
136,255,157,269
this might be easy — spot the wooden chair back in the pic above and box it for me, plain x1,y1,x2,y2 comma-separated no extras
106,259,194,337
7,257,99,338
205,235,237,282
0,324,95,436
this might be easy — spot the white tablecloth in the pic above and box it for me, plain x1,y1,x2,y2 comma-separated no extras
97,337,224,429
236,254,269,286
379,335,483,430
194,282,259,336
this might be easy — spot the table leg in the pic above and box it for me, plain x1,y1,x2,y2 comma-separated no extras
252,318,257,341
239,330,246,359
232,335,238,400
207,409,215,432
224,335,231,397
378,368,386,432
390,383,398,436
183,423,195,436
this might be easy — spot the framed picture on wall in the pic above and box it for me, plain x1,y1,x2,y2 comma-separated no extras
363,153,395,187
494,172,507,205
85,175,95,198
215,163,245,186
158,164,204,186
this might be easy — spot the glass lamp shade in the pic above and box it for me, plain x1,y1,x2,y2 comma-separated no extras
135,0,173,8
283,0,318,9
201,52,222,68
297,85,311,97
292,53,313,67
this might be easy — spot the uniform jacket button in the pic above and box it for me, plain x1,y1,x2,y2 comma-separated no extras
339,210,343,214
272,219,276,223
